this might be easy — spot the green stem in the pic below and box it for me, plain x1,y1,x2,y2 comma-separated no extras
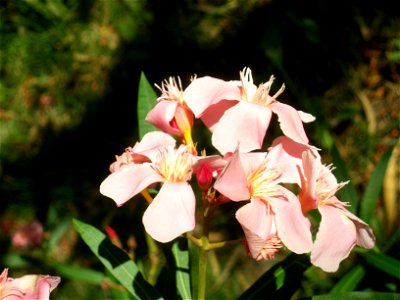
198,237,209,300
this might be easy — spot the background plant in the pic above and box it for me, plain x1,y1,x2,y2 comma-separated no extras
1,0,398,299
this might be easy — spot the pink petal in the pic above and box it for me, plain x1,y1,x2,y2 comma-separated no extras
300,150,320,211
236,199,273,240
214,149,250,201
142,182,195,242
145,101,181,136
270,193,313,254
133,131,176,161
100,164,163,206
240,224,270,260
200,100,238,131
237,152,268,175
193,155,227,190
298,110,316,123
270,102,310,145
184,76,241,117
6,274,61,300
211,101,272,154
267,136,315,184
311,205,357,272
193,155,227,174
341,208,375,249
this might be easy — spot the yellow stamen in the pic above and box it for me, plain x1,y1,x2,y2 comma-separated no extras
154,146,193,182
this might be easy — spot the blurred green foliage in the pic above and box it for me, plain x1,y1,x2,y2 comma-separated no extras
0,0,399,299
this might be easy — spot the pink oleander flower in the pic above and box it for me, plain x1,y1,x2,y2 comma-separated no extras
146,77,196,153
299,150,376,272
184,67,315,154
100,139,196,243
0,268,60,300
214,149,313,259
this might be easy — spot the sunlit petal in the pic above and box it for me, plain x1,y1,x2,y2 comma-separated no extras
143,182,195,242
100,164,163,206
270,102,310,145
311,205,356,272
212,101,272,154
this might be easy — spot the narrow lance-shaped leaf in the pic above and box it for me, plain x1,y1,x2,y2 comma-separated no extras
359,250,400,278
172,238,192,300
309,291,400,300
360,145,394,223
237,253,310,300
53,264,106,285
330,265,365,293
73,219,163,300
137,71,158,138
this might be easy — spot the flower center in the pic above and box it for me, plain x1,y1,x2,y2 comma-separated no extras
154,145,193,182
247,160,283,199
155,76,185,104
239,67,285,106
256,234,283,261
316,164,349,206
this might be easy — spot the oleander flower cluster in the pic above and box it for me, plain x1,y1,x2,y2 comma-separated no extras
100,67,375,272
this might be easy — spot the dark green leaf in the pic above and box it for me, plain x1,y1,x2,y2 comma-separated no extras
360,146,395,222
307,291,400,300
382,227,400,252
172,238,192,300
237,253,310,300
330,143,359,212
72,219,163,300
53,264,105,285
330,265,365,293
137,71,158,139
1,254,31,268
360,251,400,278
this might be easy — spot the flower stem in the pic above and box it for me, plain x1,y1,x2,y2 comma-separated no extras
198,241,208,300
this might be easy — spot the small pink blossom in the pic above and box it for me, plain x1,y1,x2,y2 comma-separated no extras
184,67,315,154
214,149,313,258
146,77,196,153
300,150,376,272
100,137,197,242
12,221,43,250
0,268,60,300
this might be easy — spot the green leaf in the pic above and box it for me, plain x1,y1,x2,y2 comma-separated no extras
172,238,192,300
1,254,31,268
382,227,400,252
72,219,163,300
330,143,359,212
53,264,106,285
308,291,400,300
330,265,365,293
189,240,199,299
360,145,394,222
360,251,400,278
237,253,310,300
137,71,158,138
